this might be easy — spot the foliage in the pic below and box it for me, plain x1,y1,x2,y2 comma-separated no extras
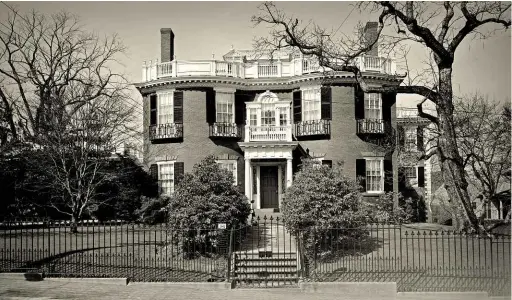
167,156,251,257
281,159,369,255
136,195,170,225
92,155,158,222
362,192,411,224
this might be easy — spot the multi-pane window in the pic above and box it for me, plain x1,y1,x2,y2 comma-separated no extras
404,166,416,179
158,92,174,124
261,103,275,126
158,162,174,196
404,127,416,151
217,160,237,185
302,88,321,121
364,93,382,120
279,107,288,126
216,93,234,123
366,159,383,192
249,109,258,126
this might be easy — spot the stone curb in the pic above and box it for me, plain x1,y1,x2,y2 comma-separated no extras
298,282,397,300
127,281,234,290
396,292,490,300
44,277,129,286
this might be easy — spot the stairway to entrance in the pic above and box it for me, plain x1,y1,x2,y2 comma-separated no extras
231,215,299,288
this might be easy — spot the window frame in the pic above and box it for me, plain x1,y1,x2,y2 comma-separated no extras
364,93,382,120
301,86,321,122
216,159,238,185
156,161,175,196
365,158,384,193
215,91,235,124
156,90,175,125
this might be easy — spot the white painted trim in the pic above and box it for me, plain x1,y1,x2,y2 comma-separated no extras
156,90,175,125
156,160,176,196
363,157,384,193
156,88,176,95
213,87,236,93
256,165,261,209
300,85,322,91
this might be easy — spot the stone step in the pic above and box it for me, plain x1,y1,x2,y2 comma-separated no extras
233,276,299,282
234,270,297,276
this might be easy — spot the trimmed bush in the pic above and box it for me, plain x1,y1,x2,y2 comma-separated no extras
281,159,369,255
167,156,251,257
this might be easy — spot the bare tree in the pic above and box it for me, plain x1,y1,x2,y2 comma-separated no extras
0,8,138,228
252,1,511,231
0,8,131,142
454,94,511,223
26,93,135,232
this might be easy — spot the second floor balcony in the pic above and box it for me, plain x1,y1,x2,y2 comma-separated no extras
245,125,292,142
141,55,396,83
209,123,243,139
149,123,183,142
356,119,392,135
294,119,331,138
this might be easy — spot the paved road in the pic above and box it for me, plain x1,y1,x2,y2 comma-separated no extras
0,278,338,300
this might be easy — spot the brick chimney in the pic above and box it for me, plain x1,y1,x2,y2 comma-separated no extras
363,22,379,56
160,28,175,63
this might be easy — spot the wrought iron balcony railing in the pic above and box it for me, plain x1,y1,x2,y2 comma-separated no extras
356,119,391,135
149,123,183,141
209,123,243,139
294,119,331,138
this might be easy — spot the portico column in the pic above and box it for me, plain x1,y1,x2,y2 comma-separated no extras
245,158,251,201
286,158,293,188
278,164,283,207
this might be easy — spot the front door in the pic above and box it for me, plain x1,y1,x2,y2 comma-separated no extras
260,166,278,209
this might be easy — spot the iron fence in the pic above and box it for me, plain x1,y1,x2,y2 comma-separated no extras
0,218,510,295
0,220,234,282
297,223,511,296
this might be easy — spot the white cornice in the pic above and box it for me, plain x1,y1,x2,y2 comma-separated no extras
135,72,404,92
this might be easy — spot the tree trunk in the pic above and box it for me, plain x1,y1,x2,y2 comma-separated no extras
436,67,482,232
71,213,79,234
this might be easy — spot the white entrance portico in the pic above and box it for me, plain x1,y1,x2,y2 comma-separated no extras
238,91,298,210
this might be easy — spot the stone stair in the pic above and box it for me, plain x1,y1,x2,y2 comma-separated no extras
231,215,299,288
232,252,298,287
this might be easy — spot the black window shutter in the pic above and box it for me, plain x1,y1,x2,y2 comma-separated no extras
398,125,405,148
382,93,394,122
206,89,216,124
293,90,302,123
150,95,157,125
235,92,246,125
174,162,184,185
174,91,183,123
320,86,332,120
417,126,425,152
150,164,158,180
354,84,365,120
418,166,425,187
322,160,332,168
356,159,366,192
384,159,393,192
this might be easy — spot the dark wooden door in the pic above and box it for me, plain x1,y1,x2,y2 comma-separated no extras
260,166,279,209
